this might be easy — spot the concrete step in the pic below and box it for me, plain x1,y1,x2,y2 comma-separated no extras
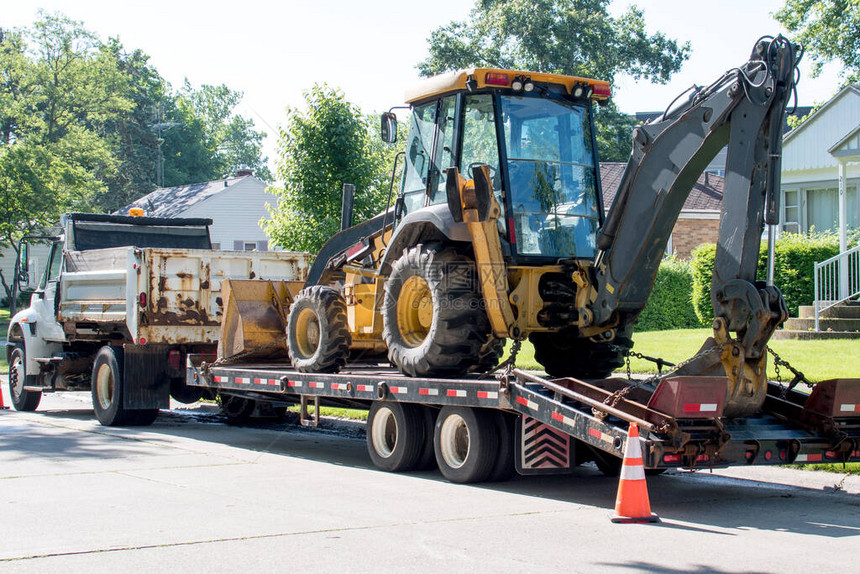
772,329,860,340
798,303,860,319
783,317,860,331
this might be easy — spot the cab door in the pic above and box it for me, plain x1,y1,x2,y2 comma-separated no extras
30,240,66,342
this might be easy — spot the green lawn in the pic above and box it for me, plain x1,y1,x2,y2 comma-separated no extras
504,328,858,382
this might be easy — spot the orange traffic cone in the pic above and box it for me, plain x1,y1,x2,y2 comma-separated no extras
611,422,659,523
0,380,8,410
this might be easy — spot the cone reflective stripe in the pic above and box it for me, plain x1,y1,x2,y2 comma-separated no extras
611,422,659,523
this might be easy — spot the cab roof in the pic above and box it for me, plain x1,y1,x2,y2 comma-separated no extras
404,68,611,105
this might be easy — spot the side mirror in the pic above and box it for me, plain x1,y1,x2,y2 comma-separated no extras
16,242,32,292
380,112,397,144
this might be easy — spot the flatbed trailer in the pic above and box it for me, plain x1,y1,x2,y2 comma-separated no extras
187,356,860,480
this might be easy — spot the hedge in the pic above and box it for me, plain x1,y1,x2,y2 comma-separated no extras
691,232,854,323
635,255,703,331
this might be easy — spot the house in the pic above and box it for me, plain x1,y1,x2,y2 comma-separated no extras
780,84,860,247
116,170,277,251
599,162,724,259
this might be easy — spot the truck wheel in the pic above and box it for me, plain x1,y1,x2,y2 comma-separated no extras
530,330,632,379
383,247,490,377
366,401,425,472
219,394,255,423
8,344,41,411
487,412,516,482
170,377,204,404
130,409,159,426
434,406,499,484
91,346,133,426
287,286,351,373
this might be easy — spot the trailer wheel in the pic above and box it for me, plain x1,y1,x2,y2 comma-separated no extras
383,247,490,377
415,406,438,470
530,329,632,379
287,286,351,373
487,412,516,482
366,401,425,472
587,444,623,477
8,344,41,412
91,346,133,426
170,377,205,404
434,406,499,484
219,394,255,423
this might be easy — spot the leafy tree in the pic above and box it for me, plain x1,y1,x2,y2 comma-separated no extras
775,0,860,84
418,0,689,160
263,84,391,253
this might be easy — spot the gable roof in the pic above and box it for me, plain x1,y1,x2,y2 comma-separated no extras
115,175,264,218
599,162,724,212
783,84,860,145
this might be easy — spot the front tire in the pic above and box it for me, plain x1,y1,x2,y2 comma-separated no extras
434,406,499,484
287,286,351,373
383,247,491,377
9,344,41,412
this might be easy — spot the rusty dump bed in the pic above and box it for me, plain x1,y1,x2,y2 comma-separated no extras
59,247,310,345
186,355,860,471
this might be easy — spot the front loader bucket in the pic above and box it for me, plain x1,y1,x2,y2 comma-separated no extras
219,278,302,361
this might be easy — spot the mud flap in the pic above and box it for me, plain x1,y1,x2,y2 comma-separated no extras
123,344,170,410
514,415,574,475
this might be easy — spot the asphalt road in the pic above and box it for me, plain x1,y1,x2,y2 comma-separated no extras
1,387,858,574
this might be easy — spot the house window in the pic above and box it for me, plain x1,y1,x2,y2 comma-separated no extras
243,242,257,251
211,242,220,250
783,189,800,234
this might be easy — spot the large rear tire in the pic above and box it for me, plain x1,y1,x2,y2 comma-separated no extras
433,406,499,484
91,346,134,426
287,286,351,373
8,344,41,412
383,246,491,377
530,329,632,379
366,401,425,472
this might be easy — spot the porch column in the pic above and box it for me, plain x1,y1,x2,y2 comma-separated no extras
838,159,848,299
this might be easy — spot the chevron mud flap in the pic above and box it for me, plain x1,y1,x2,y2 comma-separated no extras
515,415,574,475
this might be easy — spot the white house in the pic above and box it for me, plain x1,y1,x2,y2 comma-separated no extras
781,84,860,249
116,172,278,251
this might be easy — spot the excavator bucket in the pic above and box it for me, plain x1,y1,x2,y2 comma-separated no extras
219,278,303,361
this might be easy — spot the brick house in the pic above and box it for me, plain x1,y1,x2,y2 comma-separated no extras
599,162,724,259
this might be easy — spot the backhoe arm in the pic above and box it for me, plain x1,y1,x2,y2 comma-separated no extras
580,36,801,416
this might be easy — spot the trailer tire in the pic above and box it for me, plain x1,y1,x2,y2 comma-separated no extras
587,444,623,477
287,286,351,373
366,401,425,472
170,377,204,404
487,412,516,482
383,246,490,377
530,329,632,379
91,346,134,426
219,394,255,423
415,406,438,470
8,344,41,412
434,407,499,484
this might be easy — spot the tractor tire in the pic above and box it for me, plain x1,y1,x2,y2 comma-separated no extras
91,346,134,426
382,246,491,378
8,344,41,412
287,285,351,373
433,406,499,484
470,338,505,373
530,328,632,380
366,401,425,472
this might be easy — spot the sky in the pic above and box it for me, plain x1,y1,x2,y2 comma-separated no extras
3,0,847,170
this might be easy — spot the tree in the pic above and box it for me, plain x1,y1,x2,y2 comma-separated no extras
263,84,391,253
775,0,860,85
418,0,689,160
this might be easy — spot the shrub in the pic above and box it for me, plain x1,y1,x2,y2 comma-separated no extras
636,255,703,331
691,232,848,322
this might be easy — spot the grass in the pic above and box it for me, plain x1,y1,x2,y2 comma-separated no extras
796,463,860,475
505,328,859,382
287,405,368,421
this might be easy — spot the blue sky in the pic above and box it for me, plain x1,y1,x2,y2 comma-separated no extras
4,0,846,168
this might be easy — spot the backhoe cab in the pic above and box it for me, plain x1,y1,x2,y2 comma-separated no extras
286,68,624,380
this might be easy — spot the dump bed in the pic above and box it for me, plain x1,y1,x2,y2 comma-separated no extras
59,247,310,344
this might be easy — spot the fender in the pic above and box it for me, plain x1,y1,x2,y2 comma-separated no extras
6,306,63,377
378,203,472,274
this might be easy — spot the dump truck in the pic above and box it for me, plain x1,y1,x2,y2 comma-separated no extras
180,35,860,483
6,212,309,425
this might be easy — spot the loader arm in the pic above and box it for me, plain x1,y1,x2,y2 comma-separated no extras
581,36,801,416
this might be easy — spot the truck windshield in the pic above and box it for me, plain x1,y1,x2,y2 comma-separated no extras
501,95,600,259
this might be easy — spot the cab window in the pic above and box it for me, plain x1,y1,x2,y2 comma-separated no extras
429,96,456,205
39,241,63,290
401,102,436,215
